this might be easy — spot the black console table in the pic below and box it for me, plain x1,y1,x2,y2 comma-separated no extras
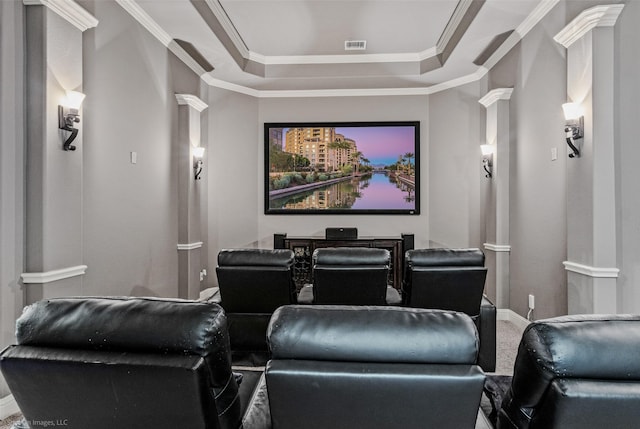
274,233,414,291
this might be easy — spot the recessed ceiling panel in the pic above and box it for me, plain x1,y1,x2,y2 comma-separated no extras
219,0,458,56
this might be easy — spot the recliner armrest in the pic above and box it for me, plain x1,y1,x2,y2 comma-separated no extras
477,296,496,372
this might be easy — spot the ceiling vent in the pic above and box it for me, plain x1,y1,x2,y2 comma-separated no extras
344,40,366,51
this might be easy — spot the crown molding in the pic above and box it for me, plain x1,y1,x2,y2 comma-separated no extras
517,0,560,37
175,94,208,112
436,0,474,55
115,0,171,45
24,0,98,31
554,4,625,48
119,0,556,99
258,87,432,99
115,0,207,78
21,265,88,284
484,243,511,252
204,0,250,59
563,261,619,278
479,88,513,107
177,242,203,251
201,75,261,98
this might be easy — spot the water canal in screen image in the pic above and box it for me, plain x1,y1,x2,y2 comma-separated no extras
269,172,416,211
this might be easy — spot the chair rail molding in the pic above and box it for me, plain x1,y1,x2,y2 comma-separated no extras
484,243,511,252
563,261,620,278
23,0,98,31
21,265,88,284
177,241,203,251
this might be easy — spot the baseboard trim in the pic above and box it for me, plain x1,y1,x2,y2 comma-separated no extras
497,309,530,333
0,394,19,420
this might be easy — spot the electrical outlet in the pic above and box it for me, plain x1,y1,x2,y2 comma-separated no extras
528,294,535,310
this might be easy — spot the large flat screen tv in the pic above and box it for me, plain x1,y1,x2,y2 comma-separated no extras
265,121,420,215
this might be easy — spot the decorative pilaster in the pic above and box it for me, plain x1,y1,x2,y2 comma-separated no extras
480,88,513,309
555,4,624,314
21,1,96,302
176,94,208,299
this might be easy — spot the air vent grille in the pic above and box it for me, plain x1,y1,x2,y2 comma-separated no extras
344,40,366,51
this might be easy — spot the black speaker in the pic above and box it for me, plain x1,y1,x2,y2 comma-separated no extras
274,233,287,249
325,227,358,240
401,233,415,254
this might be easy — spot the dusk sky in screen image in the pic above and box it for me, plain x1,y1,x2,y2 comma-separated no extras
336,126,416,166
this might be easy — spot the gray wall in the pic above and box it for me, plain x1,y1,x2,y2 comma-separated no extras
204,91,487,286
615,0,640,313
0,0,26,399
207,87,260,260
256,96,432,249
428,81,484,249
81,0,201,297
488,1,569,319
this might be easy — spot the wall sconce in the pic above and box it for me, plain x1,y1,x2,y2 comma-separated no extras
58,90,86,151
480,144,494,178
562,102,583,158
193,146,205,180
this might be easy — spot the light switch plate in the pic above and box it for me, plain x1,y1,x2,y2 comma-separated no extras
551,147,558,161
130,151,137,164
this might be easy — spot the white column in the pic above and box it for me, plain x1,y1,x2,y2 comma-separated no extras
22,0,97,302
176,94,208,299
555,4,623,314
480,88,513,308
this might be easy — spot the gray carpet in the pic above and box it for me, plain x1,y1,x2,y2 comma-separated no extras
0,319,524,429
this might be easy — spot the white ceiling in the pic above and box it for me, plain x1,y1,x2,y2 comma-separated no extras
124,0,548,93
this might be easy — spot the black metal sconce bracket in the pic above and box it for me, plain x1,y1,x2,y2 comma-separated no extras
58,105,80,151
564,118,583,158
194,160,203,180
483,158,493,178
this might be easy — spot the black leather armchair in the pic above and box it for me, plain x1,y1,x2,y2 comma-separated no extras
298,247,401,305
497,314,640,429
404,248,496,371
216,249,296,360
265,305,486,429
0,297,257,429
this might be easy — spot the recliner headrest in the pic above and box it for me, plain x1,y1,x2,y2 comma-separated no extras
268,305,478,364
406,248,484,267
16,297,227,356
313,247,390,266
511,314,640,407
218,248,294,267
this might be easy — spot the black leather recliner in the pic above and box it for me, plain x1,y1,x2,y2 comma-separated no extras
265,305,486,429
0,297,258,429
497,314,640,429
298,247,402,305
403,248,496,371
216,249,296,361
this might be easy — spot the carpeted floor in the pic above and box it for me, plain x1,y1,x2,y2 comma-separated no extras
0,319,524,429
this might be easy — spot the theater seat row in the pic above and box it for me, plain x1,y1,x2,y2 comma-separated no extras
215,246,496,371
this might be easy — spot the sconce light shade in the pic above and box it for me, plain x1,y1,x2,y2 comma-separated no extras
562,102,583,121
562,102,583,158
193,146,205,159
58,90,86,151
193,146,205,180
480,144,493,178
63,90,86,110
480,144,494,156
